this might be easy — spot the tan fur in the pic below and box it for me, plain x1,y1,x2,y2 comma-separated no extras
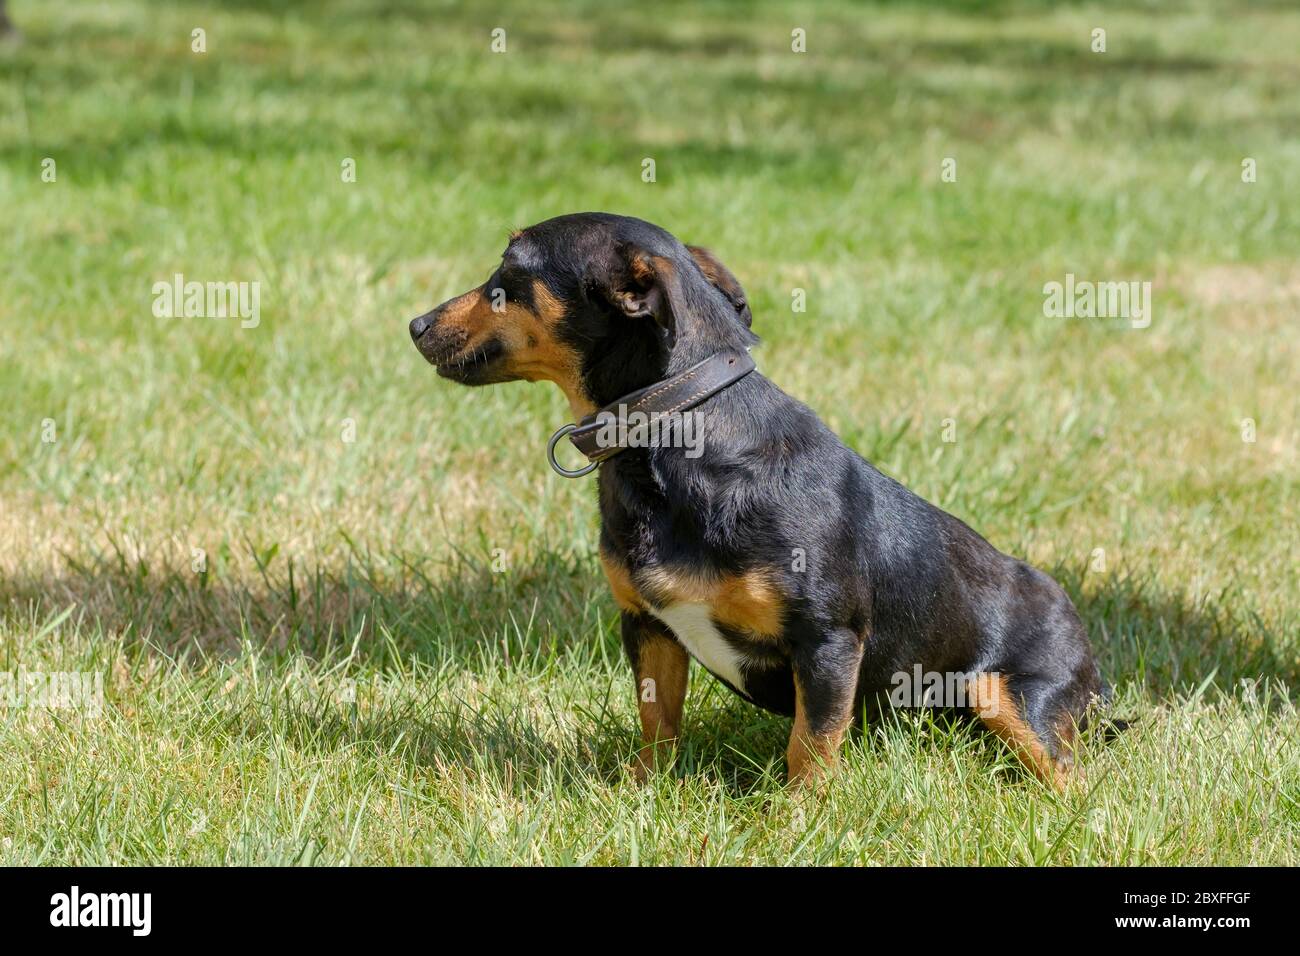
632,631,690,777
687,245,745,307
505,281,595,418
969,673,1071,790
436,279,595,419
629,251,658,285
787,675,852,786
599,550,645,613
637,566,785,639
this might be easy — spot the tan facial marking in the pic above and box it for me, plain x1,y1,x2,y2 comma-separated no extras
503,280,594,419
439,279,595,419
433,287,494,342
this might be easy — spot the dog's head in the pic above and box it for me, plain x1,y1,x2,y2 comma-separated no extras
408,213,753,417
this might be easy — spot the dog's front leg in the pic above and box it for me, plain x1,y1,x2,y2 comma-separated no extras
621,611,689,780
788,626,864,787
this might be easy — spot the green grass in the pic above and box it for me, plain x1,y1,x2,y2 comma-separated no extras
1,0,1298,865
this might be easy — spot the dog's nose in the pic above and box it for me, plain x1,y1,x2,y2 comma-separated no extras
409,312,434,342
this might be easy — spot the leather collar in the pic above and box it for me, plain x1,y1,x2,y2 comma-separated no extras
546,349,756,477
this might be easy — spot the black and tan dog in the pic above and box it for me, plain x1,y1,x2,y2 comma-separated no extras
409,212,1108,789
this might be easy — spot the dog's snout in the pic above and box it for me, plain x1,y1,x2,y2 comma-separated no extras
409,311,436,342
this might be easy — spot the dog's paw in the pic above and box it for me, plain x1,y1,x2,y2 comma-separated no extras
625,757,653,785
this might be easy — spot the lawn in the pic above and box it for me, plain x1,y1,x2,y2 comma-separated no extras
0,0,1297,865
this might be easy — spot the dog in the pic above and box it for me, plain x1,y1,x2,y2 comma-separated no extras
409,212,1109,789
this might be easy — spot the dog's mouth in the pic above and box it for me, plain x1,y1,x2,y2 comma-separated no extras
430,339,506,383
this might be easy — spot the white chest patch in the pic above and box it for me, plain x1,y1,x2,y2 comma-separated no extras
649,602,748,695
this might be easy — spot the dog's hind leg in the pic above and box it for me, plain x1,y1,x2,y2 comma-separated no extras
788,625,865,787
968,672,1094,790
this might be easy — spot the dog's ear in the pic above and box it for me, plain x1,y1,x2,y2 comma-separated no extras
687,245,752,328
592,242,688,347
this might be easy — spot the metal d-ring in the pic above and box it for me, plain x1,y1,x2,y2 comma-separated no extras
547,423,599,478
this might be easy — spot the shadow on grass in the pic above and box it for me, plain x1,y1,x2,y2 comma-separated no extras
218,672,794,799
6,546,1292,676
4,547,1295,798
1055,565,1298,700
0,548,608,662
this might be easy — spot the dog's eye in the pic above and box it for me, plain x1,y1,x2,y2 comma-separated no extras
484,268,528,310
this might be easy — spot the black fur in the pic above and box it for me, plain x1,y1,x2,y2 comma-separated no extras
410,212,1110,778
